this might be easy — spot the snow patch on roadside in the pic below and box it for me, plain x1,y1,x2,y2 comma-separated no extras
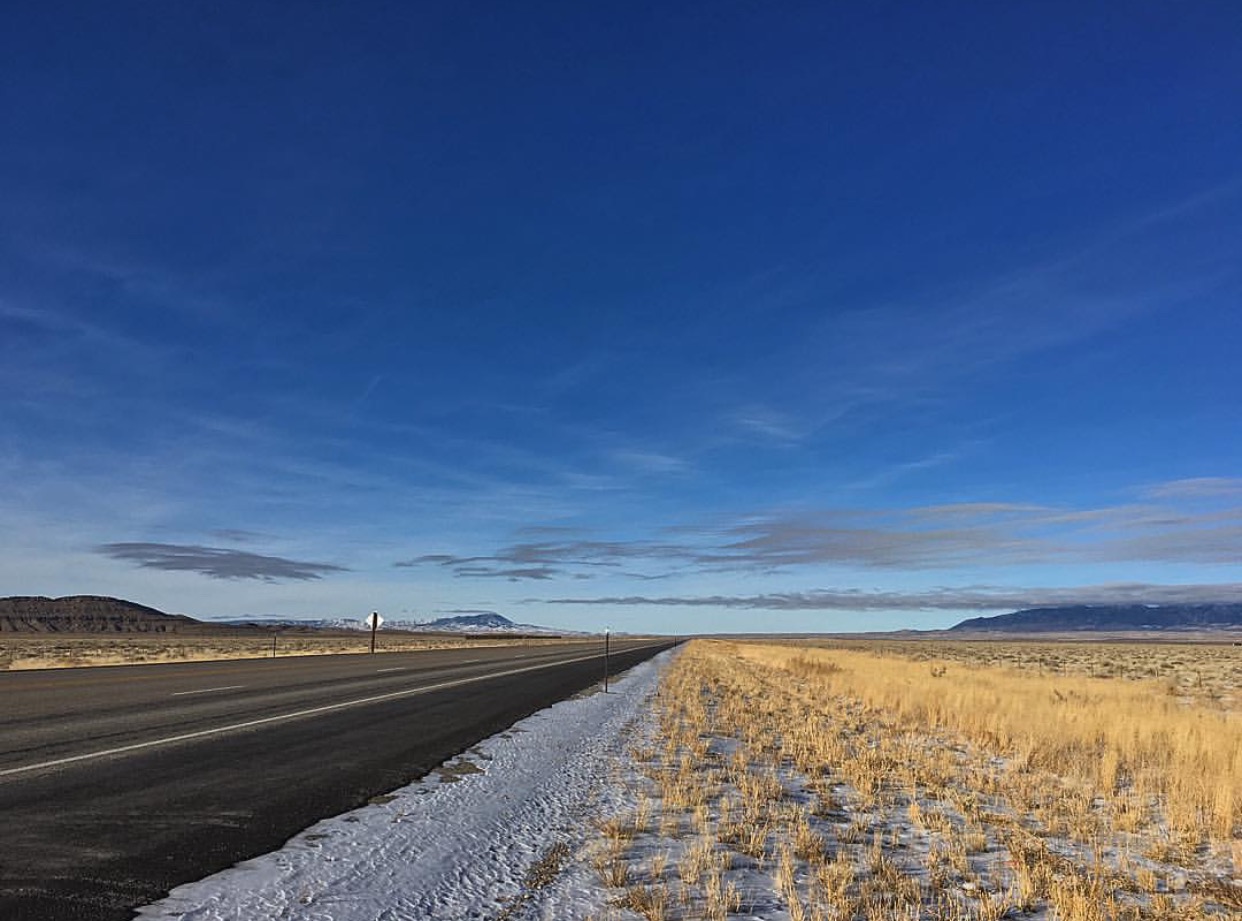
137,649,676,921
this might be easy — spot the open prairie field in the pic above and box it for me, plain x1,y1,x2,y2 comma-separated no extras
588,640,1240,920
796,638,1240,710
0,632,586,670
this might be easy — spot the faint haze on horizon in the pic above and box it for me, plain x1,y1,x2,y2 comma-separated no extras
2,3,1240,634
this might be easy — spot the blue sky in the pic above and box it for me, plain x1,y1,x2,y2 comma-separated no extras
3,2,1241,633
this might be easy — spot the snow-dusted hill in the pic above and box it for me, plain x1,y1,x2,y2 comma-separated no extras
403,612,575,635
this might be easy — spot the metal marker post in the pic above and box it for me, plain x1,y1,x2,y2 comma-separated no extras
369,611,380,654
603,627,610,693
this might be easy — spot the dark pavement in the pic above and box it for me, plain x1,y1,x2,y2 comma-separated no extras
0,639,674,920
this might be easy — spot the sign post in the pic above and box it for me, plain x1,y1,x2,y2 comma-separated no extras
603,626,611,693
365,611,384,653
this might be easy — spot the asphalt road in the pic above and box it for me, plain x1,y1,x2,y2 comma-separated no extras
0,639,674,920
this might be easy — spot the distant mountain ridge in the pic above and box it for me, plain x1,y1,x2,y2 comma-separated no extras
412,612,571,634
950,603,1242,633
1,597,574,636
0,596,199,633
423,612,515,630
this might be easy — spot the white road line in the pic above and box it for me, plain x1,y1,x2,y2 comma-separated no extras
375,667,404,673
171,685,247,697
0,645,661,780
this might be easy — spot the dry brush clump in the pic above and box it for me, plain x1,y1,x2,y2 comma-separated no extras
589,640,1239,920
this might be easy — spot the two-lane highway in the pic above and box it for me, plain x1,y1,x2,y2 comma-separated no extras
0,639,674,920
0,643,635,775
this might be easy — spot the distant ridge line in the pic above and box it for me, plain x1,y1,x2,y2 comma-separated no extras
0,596,577,636
950,603,1242,633
220,611,579,636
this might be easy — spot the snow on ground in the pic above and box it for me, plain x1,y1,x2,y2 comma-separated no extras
579,645,1242,921
137,649,677,921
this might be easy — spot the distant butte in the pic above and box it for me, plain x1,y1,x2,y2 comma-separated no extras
0,595,200,633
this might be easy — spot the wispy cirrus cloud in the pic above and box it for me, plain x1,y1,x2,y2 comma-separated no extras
207,528,269,544
906,502,1049,519
98,542,348,581
452,565,561,581
708,499,1242,570
394,539,695,581
538,582,1242,612
844,450,964,492
402,478,1242,580
712,183,1241,449
1140,477,1242,501
0,301,173,402
704,513,1055,570
731,404,806,444
609,449,691,475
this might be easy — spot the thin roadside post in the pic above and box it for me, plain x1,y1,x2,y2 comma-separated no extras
368,611,381,654
603,627,610,693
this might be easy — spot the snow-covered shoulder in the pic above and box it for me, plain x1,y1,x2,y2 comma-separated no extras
137,649,676,921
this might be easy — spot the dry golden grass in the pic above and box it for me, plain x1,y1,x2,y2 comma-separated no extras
797,637,1240,708
736,642,1240,844
0,632,585,670
591,639,1240,920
